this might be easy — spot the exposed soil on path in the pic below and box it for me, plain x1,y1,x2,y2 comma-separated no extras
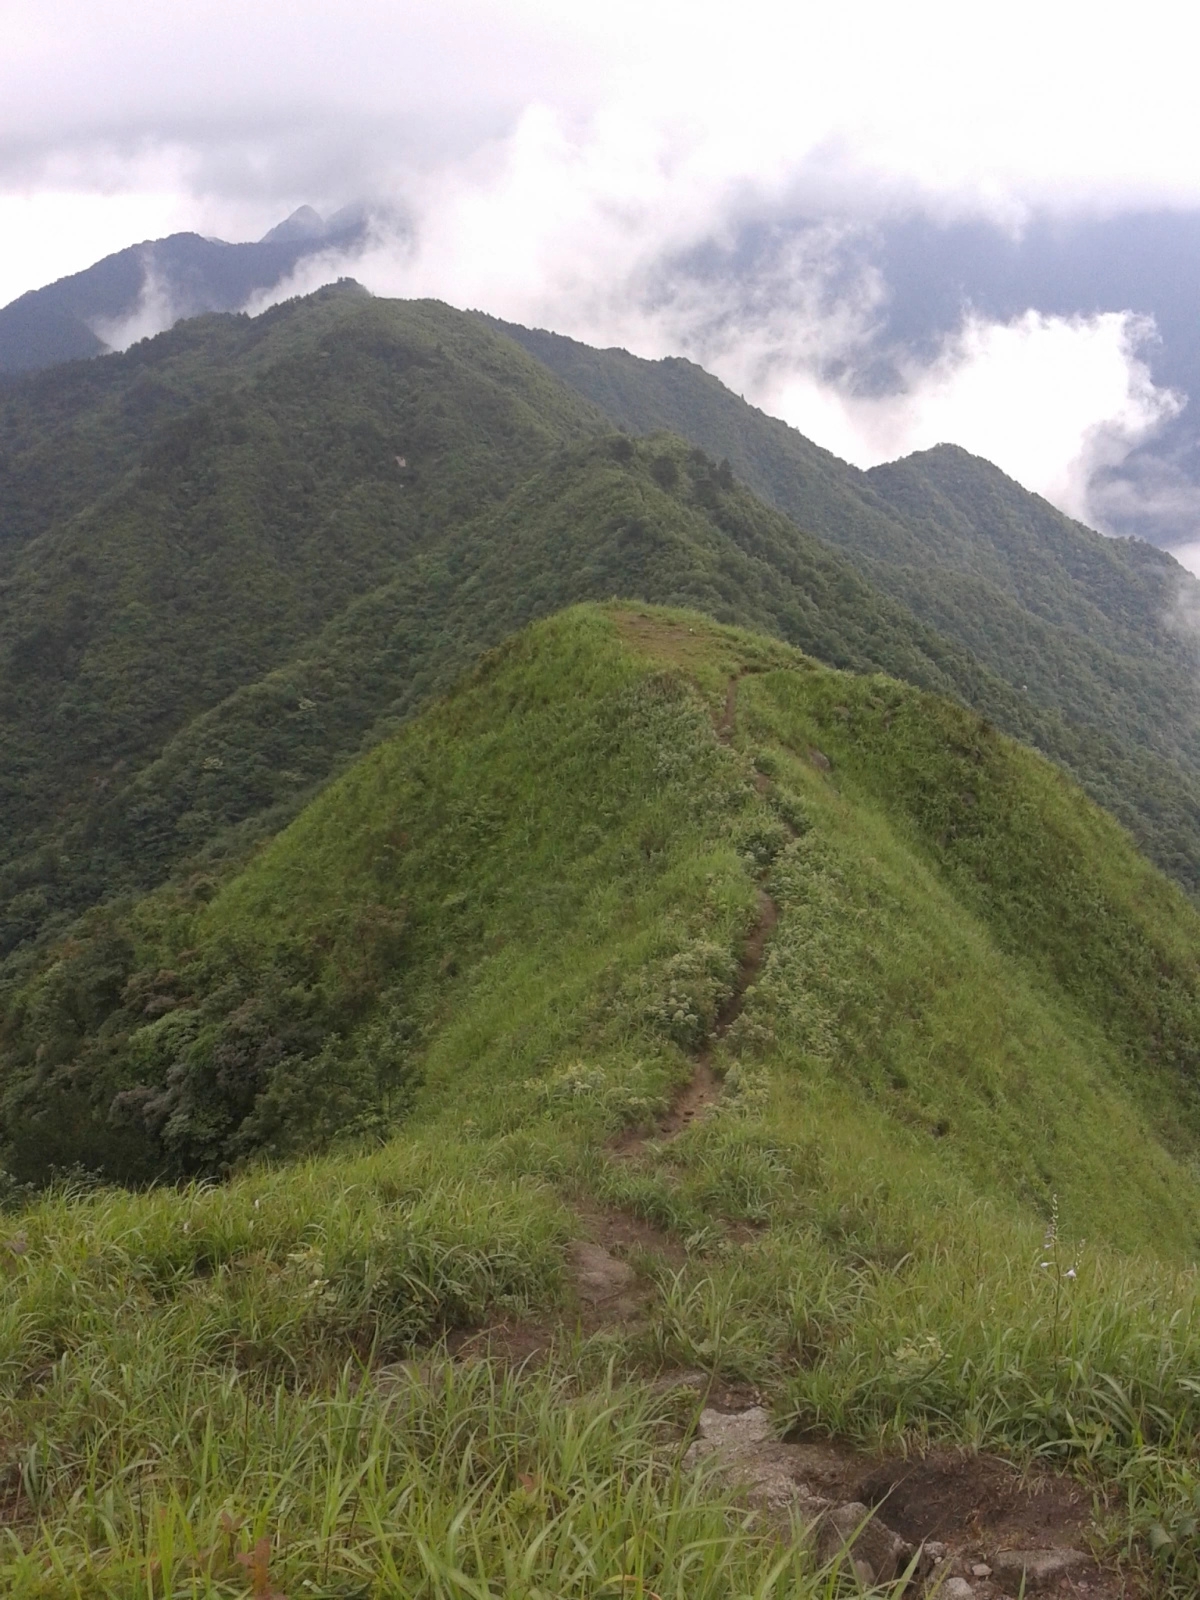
617,675,782,1157
677,1404,1136,1597
439,659,1143,1597
653,1058,720,1141
718,674,740,739
613,880,777,1157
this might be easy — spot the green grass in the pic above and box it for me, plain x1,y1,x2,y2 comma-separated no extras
0,1164,817,1598
8,289,1200,983
2,1109,1200,1594
4,604,1200,1591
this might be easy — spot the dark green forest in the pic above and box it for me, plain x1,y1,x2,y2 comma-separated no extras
4,287,1200,991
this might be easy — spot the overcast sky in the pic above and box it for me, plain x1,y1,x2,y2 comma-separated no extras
5,0,1200,545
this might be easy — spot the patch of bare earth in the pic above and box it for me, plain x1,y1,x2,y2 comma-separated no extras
417,664,1140,1596
444,1205,684,1366
615,878,778,1159
671,1401,1139,1597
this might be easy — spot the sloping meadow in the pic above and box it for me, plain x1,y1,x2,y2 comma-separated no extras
3,605,1200,1592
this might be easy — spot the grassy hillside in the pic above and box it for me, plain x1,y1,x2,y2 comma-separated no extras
73,432,1200,927
488,319,1200,846
2,606,1200,1595
64,429,1061,908
7,604,1200,1236
6,286,1200,984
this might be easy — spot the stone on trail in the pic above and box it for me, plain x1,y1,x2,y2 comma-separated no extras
683,1407,822,1513
990,1547,1088,1593
815,1498,911,1586
568,1241,636,1304
687,1406,774,1453
683,1407,911,1582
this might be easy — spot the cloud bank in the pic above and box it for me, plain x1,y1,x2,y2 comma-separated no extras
3,0,1196,544
235,100,1183,540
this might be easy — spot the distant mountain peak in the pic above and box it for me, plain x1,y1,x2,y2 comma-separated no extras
0,206,373,374
260,205,328,245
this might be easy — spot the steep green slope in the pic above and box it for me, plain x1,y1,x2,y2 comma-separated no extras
865,444,1200,767
6,605,1200,1260
488,319,1200,816
5,607,1200,1597
7,288,1200,981
0,291,612,951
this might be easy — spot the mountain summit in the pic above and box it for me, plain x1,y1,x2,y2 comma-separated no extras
0,206,369,373
2,284,1200,1596
260,204,330,244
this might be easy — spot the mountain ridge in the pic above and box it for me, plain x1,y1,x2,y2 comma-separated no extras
6,602,1200,1249
4,289,1200,977
3,292,1200,1596
0,207,371,374
487,317,1200,794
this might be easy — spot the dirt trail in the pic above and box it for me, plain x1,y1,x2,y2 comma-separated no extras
616,882,778,1155
618,676,782,1156
718,674,740,740
447,668,1136,1598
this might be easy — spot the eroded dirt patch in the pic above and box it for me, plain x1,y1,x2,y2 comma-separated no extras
447,1204,684,1365
683,1406,1134,1598
857,1449,1094,1548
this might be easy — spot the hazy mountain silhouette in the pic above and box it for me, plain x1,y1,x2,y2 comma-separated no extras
0,206,370,374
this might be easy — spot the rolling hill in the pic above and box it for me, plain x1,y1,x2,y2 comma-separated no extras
3,285,1200,1595
4,287,1200,985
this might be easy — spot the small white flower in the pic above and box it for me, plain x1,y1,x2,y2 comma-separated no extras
1065,1267,1077,1279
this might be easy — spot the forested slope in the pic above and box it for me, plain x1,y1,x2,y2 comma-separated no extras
4,286,1200,984
489,316,1200,849
7,604,1200,1256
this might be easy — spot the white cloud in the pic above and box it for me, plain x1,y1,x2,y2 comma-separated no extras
762,311,1182,525
0,0,1194,542
88,247,179,351
242,102,1182,536
9,0,1200,270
